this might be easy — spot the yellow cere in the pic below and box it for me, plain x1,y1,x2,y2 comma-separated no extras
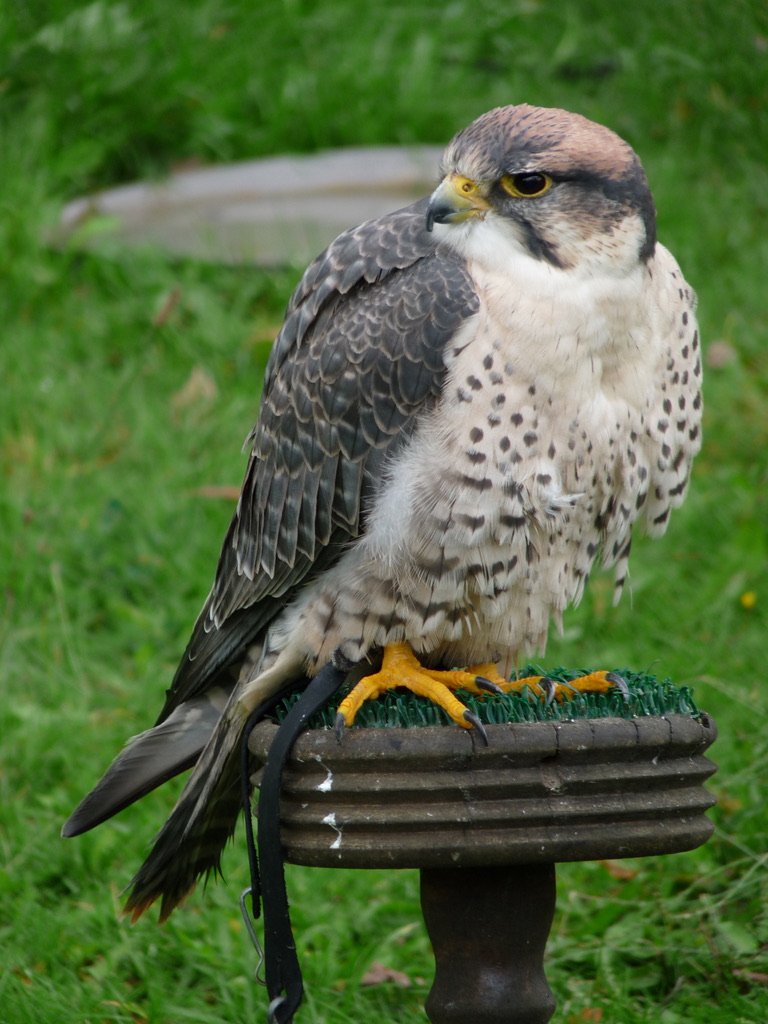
451,174,483,197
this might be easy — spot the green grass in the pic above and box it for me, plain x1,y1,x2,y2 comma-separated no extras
1,1,767,1022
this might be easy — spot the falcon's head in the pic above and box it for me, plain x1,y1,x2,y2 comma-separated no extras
427,104,656,274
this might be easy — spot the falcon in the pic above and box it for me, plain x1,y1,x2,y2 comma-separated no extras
63,104,702,921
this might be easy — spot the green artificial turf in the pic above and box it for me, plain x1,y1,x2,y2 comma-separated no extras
1,2,767,1022
275,669,704,729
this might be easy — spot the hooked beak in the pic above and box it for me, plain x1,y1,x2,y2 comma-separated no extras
425,174,490,232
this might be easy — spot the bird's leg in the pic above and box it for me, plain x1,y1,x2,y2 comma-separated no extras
335,642,498,741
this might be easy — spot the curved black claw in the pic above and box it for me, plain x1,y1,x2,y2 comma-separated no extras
334,712,348,744
475,675,505,696
539,677,558,706
606,672,631,703
463,709,489,746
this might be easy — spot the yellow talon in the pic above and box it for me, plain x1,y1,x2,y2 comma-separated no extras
499,669,628,703
335,642,495,737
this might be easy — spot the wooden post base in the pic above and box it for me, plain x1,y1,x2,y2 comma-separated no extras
420,863,557,1024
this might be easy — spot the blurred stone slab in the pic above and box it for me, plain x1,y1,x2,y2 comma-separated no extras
59,146,443,266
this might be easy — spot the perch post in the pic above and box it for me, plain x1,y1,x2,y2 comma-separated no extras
250,711,717,1022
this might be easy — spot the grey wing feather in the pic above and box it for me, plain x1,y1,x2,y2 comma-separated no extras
63,199,479,914
157,200,479,722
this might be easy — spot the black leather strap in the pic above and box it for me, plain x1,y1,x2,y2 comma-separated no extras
241,663,347,1023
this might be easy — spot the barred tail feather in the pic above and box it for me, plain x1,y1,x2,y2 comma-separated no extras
121,655,303,922
123,703,248,923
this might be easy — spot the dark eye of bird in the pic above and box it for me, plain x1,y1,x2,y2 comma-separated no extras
501,172,553,198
